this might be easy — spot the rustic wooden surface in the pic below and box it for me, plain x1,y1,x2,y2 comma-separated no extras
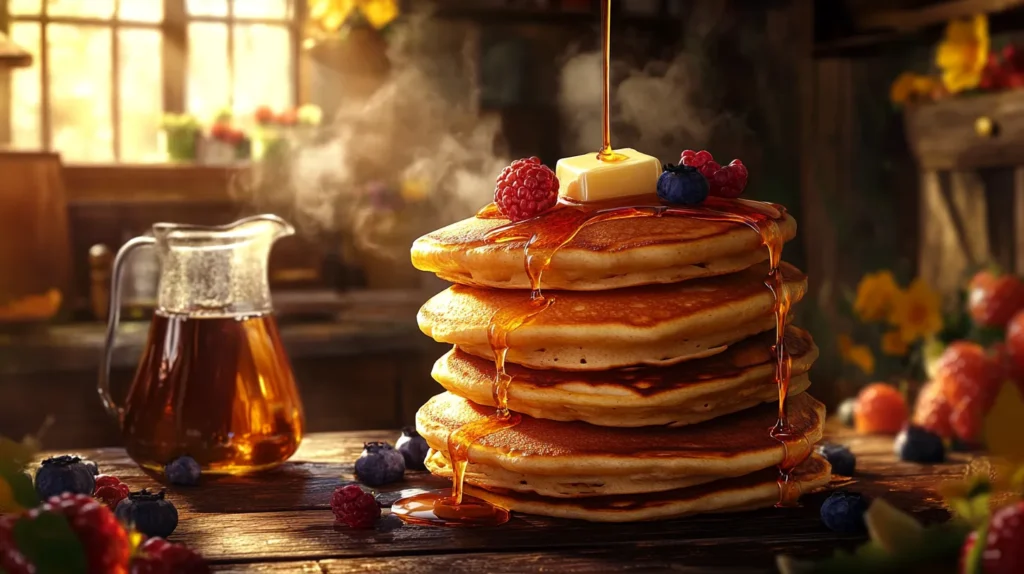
44,425,978,573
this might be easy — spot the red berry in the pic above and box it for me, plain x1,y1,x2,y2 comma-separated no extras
961,530,978,573
330,485,380,528
254,105,275,124
94,475,122,490
132,539,208,574
680,149,714,169
160,545,210,574
94,483,130,510
980,501,1024,574
854,383,908,435
276,109,298,126
34,493,130,573
950,398,985,443
209,123,231,141
0,515,32,574
1006,311,1024,392
912,381,954,439
493,157,559,222
935,341,1003,413
967,271,1024,328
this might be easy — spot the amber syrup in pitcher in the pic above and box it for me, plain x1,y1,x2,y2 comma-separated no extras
121,312,305,475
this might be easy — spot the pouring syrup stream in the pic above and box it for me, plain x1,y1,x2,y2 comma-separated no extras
394,1,805,526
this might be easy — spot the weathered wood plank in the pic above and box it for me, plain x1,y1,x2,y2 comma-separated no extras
43,428,975,571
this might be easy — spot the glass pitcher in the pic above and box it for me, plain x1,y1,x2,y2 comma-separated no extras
99,215,305,475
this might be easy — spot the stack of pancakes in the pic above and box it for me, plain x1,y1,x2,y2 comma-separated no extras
409,199,831,521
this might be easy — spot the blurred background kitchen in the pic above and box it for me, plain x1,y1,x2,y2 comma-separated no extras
0,0,1018,449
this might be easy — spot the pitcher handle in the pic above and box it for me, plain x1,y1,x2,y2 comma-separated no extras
98,236,156,421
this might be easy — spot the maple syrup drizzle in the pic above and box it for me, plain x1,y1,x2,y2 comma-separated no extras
396,2,805,524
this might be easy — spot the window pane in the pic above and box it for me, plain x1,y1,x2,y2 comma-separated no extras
119,29,163,162
46,0,115,18
233,24,292,116
186,0,228,16
187,23,230,117
9,23,42,150
234,0,290,19
119,0,164,22
9,0,42,15
48,24,114,162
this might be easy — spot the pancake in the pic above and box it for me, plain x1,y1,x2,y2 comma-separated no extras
432,327,818,427
416,391,825,491
411,197,797,291
418,261,807,370
462,454,831,522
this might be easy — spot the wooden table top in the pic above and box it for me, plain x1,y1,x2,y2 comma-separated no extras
54,426,973,573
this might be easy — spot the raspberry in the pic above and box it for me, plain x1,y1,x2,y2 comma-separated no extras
980,501,1024,574
30,493,131,573
709,160,748,199
94,475,123,490
331,484,380,528
912,381,954,439
950,398,985,443
679,150,748,198
0,514,32,574
967,270,1024,328
935,341,1002,413
95,483,130,510
132,538,209,574
854,383,908,435
493,157,559,222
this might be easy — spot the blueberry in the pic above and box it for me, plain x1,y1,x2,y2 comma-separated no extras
816,443,856,476
820,490,869,534
837,398,857,428
82,459,100,476
165,456,201,486
657,164,709,206
950,437,983,452
355,442,405,486
35,455,96,500
395,427,429,471
894,424,945,463
115,489,179,538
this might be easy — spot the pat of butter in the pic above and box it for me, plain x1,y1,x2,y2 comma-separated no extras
555,148,662,202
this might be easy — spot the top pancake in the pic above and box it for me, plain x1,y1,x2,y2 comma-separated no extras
411,197,797,291
418,260,807,370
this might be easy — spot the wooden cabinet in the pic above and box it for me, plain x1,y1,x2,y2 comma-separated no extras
904,92,1024,297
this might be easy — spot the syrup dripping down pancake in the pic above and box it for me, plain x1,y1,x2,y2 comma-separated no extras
411,196,797,291
418,261,807,371
433,326,818,427
459,454,831,522
416,391,824,496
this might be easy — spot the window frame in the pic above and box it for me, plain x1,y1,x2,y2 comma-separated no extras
0,0,306,162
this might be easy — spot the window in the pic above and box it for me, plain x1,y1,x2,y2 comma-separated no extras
3,0,300,162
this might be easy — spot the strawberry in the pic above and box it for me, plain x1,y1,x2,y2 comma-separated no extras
912,381,954,439
950,398,985,443
980,501,1024,574
209,122,231,141
1005,310,1024,395
934,341,1003,413
960,530,978,573
854,383,908,435
967,270,1024,328
0,514,32,574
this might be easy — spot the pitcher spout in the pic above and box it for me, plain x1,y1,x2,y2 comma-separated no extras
229,214,296,244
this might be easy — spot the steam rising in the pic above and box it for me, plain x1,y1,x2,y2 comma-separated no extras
245,13,508,257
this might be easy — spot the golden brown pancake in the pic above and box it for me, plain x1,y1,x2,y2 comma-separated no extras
416,391,824,485
433,327,818,427
411,197,797,291
418,261,807,370
462,454,831,522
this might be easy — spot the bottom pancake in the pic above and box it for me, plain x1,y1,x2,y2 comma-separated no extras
463,454,831,522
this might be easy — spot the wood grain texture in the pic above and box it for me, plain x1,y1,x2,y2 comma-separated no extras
44,426,976,572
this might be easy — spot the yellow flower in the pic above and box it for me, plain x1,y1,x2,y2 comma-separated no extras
854,270,900,322
888,279,943,344
881,330,909,356
358,0,400,29
936,14,989,94
846,345,876,375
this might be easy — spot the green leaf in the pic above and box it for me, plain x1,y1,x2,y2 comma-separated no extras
865,498,924,553
950,492,991,528
13,512,88,574
0,462,38,511
984,383,1024,462
963,525,986,574
799,521,973,573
